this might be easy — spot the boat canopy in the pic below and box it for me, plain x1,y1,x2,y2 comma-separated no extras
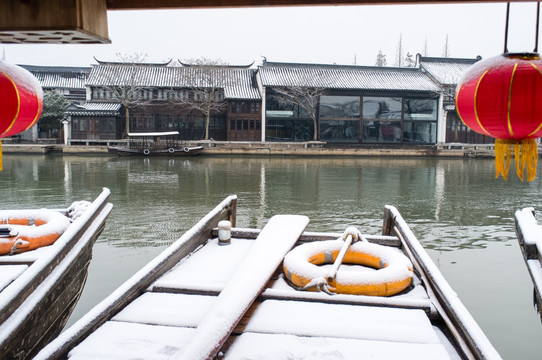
127,131,179,137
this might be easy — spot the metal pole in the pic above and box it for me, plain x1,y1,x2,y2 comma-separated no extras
535,1,540,53
504,2,510,53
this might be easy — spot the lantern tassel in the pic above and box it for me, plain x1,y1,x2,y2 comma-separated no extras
495,139,538,181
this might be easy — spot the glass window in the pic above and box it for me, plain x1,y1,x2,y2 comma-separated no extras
362,121,402,143
403,122,437,143
362,97,402,120
266,119,313,142
403,98,438,121
320,96,360,119
320,120,360,143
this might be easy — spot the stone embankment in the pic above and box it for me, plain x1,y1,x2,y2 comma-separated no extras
2,141,498,158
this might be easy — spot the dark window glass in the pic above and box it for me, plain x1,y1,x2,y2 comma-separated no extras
320,120,360,143
362,97,402,120
403,98,438,121
320,96,360,119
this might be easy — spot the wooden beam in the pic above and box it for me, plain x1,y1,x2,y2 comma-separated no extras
0,0,110,44
105,0,520,10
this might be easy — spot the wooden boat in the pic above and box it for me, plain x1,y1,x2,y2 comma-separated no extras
36,196,500,359
108,131,204,156
514,207,542,316
0,188,113,359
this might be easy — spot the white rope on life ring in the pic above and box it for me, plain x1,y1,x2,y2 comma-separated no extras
168,148,175,153
183,147,190,153
143,149,150,155
283,227,413,296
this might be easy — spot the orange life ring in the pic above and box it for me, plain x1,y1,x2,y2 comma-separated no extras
283,239,413,296
0,209,71,255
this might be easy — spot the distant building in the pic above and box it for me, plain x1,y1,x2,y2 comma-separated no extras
416,55,492,144
18,65,90,142
258,60,442,144
18,56,487,146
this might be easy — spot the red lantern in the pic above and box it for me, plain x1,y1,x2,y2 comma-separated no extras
456,53,542,181
0,61,43,170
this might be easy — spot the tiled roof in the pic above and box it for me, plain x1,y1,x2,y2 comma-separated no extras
20,65,90,89
66,102,121,116
87,65,260,100
258,62,441,92
418,56,480,85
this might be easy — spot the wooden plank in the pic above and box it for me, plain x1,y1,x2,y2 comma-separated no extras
386,205,501,360
221,331,450,360
34,195,237,360
177,214,309,360
0,265,27,292
105,0,513,11
113,293,438,345
212,227,402,247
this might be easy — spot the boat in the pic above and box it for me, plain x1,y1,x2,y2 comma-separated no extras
108,131,204,156
35,195,500,359
514,207,542,317
0,188,113,359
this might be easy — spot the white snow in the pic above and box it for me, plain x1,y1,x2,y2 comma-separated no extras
41,199,496,360
223,332,451,360
0,208,70,240
283,238,413,290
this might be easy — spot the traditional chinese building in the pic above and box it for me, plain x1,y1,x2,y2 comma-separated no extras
416,55,492,144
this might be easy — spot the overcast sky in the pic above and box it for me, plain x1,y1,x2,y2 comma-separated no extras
2,2,540,68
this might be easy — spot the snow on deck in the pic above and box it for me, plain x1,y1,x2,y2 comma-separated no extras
67,228,455,360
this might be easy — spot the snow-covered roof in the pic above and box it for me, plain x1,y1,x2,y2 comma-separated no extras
258,61,441,92
20,65,90,90
87,65,260,100
66,102,122,116
418,56,481,86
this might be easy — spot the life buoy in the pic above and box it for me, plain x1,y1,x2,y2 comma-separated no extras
0,209,71,255
283,239,413,296
168,148,175,153
143,149,150,155
183,147,190,153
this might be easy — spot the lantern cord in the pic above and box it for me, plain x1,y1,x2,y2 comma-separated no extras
504,2,510,54
535,1,540,53
495,139,538,181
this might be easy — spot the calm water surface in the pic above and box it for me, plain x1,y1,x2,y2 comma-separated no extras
2,153,542,359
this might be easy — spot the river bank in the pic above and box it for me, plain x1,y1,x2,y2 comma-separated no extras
2,141,496,158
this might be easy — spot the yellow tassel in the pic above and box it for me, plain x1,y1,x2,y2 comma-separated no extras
495,138,538,181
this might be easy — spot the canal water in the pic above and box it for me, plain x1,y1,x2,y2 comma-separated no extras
1,153,542,359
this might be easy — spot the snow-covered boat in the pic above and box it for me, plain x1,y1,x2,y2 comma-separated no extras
108,131,204,156
514,207,542,316
0,188,113,359
36,195,500,359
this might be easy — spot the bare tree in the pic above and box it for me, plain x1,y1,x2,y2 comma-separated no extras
90,53,154,137
395,33,404,67
271,85,325,142
442,34,450,58
375,50,387,66
404,52,415,67
173,58,229,140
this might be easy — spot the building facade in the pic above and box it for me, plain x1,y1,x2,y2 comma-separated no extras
20,56,486,146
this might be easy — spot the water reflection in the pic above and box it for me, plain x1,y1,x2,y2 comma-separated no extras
3,154,540,252
3,154,542,358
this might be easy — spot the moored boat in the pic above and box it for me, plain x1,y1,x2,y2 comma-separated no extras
36,196,500,359
0,188,113,359
108,131,204,156
514,207,542,317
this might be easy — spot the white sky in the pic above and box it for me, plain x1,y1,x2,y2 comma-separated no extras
2,2,540,68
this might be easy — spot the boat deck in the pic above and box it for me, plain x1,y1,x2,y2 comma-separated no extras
68,233,456,359
36,197,499,360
